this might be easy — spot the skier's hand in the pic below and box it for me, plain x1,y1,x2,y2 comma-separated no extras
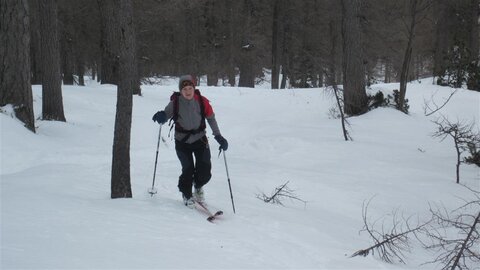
215,135,228,151
152,111,167,124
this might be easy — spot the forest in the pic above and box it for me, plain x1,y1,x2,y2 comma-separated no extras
1,0,479,198
4,0,479,89
2,3,480,267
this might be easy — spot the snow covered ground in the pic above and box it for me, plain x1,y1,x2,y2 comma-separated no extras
1,78,479,269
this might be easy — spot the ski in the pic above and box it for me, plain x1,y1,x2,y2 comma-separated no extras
194,201,223,222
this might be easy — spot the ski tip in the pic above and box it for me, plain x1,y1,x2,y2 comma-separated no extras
215,210,224,216
207,216,215,222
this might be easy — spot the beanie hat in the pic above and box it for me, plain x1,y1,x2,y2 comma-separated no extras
179,75,195,90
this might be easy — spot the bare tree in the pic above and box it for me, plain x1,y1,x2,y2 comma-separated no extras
39,0,66,122
0,0,36,132
432,117,479,184
111,0,136,199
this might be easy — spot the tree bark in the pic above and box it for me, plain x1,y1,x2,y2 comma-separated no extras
280,14,291,89
238,0,255,88
39,0,66,121
76,54,85,86
327,21,349,141
271,0,281,89
341,0,368,115
98,0,119,85
384,58,392,83
205,0,219,87
111,0,135,199
29,0,42,85
398,2,416,112
0,0,36,132
238,45,255,88
61,31,75,85
433,0,449,78
468,0,479,64
467,0,479,90
225,0,236,86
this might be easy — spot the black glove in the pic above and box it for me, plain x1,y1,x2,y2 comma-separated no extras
152,111,167,124
215,135,228,151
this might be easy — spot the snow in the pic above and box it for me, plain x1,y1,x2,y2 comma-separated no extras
1,78,479,269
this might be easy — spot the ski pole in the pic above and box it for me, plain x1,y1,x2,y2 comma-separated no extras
222,150,236,213
149,125,162,196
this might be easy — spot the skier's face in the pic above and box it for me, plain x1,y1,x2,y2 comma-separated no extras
181,85,195,100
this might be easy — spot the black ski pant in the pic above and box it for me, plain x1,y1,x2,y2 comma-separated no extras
175,136,211,199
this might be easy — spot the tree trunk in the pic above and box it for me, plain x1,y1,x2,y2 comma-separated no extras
433,0,449,79
384,58,392,83
225,0,236,86
0,0,36,132
92,62,97,81
467,0,479,90
205,0,219,87
98,0,119,85
280,13,291,89
111,0,135,199
467,0,479,63
238,0,255,88
39,0,66,121
398,0,418,113
62,32,75,85
327,19,349,141
327,20,339,86
280,66,287,89
207,74,219,86
76,55,85,86
341,0,368,115
29,0,42,85
271,0,281,89
238,50,255,88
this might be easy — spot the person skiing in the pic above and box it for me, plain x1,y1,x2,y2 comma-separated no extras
152,75,228,208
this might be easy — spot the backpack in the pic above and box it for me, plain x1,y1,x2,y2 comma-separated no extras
169,89,207,141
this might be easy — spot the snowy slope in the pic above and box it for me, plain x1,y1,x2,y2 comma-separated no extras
1,78,479,269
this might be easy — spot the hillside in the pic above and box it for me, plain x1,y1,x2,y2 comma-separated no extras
1,79,479,269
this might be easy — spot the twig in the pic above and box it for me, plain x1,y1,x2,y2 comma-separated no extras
424,90,457,116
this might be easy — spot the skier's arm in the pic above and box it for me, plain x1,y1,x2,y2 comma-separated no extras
152,101,173,125
163,101,174,119
206,114,221,137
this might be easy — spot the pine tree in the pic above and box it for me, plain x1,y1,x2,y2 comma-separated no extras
0,0,36,132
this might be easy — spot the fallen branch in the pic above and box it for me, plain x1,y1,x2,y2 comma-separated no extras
256,181,307,207
351,198,430,264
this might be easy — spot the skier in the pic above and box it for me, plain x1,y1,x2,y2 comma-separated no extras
152,75,228,208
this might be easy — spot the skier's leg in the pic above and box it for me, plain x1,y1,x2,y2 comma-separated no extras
175,140,194,199
193,136,212,189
